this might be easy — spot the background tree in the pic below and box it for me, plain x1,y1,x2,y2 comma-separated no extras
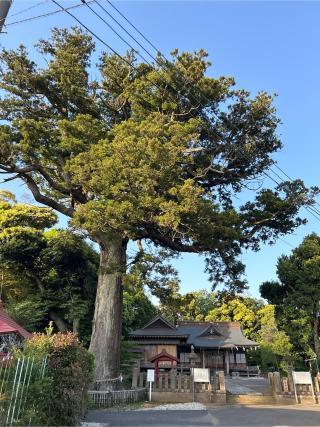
204,294,263,337
0,28,316,382
0,195,98,343
261,233,320,359
160,289,218,323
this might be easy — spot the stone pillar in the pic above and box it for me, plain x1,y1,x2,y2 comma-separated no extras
132,366,139,388
218,371,225,392
177,375,182,391
138,373,144,388
287,366,294,392
225,350,230,376
273,372,282,394
170,371,176,390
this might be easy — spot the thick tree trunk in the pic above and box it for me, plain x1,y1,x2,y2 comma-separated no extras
73,318,80,334
89,236,127,387
313,315,320,357
49,310,68,332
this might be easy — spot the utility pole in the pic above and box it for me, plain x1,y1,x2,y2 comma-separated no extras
0,0,13,33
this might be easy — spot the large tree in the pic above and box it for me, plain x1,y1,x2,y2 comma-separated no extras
0,28,315,383
0,194,98,341
261,233,320,358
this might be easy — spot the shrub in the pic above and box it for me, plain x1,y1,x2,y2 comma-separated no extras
20,330,94,426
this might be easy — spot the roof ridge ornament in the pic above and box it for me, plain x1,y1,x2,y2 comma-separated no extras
198,323,224,338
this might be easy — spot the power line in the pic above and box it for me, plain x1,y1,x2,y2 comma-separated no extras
5,1,94,27
2,0,49,24
58,0,320,226
105,0,159,53
51,0,133,63
93,0,158,63
8,0,320,227
98,2,320,225
52,0,200,116
80,0,152,65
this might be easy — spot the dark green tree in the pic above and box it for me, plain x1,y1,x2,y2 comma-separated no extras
0,195,98,342
261,233,320,358
0,28,315,381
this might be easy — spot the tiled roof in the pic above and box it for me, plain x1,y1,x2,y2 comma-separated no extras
130,316,258,348
0,301,32,339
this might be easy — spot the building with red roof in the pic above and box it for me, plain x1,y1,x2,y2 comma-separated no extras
0,300,31,355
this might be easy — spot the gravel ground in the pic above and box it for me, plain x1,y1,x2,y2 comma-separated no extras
136,402,206,411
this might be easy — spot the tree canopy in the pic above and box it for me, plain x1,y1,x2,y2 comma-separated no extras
261,233,320,359
0,27,315,381
0,194,98,342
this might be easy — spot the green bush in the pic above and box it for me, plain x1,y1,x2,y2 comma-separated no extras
20,330,94,426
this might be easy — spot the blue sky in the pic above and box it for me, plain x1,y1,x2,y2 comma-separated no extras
1,0,320,298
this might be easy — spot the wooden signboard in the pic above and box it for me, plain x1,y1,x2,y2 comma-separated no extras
292,371,316,403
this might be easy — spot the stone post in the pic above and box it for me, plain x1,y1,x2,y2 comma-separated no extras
218,371,225,392
273,372,282,394
287,365,294,392
225,350,230,376
138,372,144,388
132,366,139,388
170,370,176,390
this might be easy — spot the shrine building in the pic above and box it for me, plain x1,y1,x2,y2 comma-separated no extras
130,315,258,375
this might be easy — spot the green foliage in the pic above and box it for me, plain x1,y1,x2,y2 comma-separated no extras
0,28,315,292
160,289,218,323
205,295,263,338
122,288,157,339
20,332,94,426
261,233,320,358
0,194,98,341
160,290,293,372
120,341,140,387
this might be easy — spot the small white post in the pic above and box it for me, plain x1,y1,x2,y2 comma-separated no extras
147,369,155,402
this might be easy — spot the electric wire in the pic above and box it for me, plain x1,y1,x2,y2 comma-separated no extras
51,0,202,117
92,0,158,63
5,0,320,226
94,1,320,224
0,0,49,25
5,1,94,27
80,0,152,65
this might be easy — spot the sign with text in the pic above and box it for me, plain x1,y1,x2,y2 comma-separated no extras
193,368,210,383
292,371,313,385
147,369,155,383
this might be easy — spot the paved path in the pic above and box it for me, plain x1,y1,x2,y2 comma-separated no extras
225,377,272,395
84,405,320,426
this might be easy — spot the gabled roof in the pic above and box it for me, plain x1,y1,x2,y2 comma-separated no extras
198,324,223,338
130,316,258,348
141,315,176,330
0,301,32,339
149,350,179,363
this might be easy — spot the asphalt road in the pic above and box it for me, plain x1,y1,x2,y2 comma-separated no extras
84,405,320,426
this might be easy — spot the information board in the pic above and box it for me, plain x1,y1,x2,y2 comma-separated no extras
292,371,313,385
193,368,210,383
147,369,155,383
292,371,316,403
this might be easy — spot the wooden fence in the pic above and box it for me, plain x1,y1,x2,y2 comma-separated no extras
88,388,147,408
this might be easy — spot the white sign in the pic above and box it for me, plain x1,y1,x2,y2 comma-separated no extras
292,371,316,403
193,368,210,383
147,369,155,383
292,371,313,385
